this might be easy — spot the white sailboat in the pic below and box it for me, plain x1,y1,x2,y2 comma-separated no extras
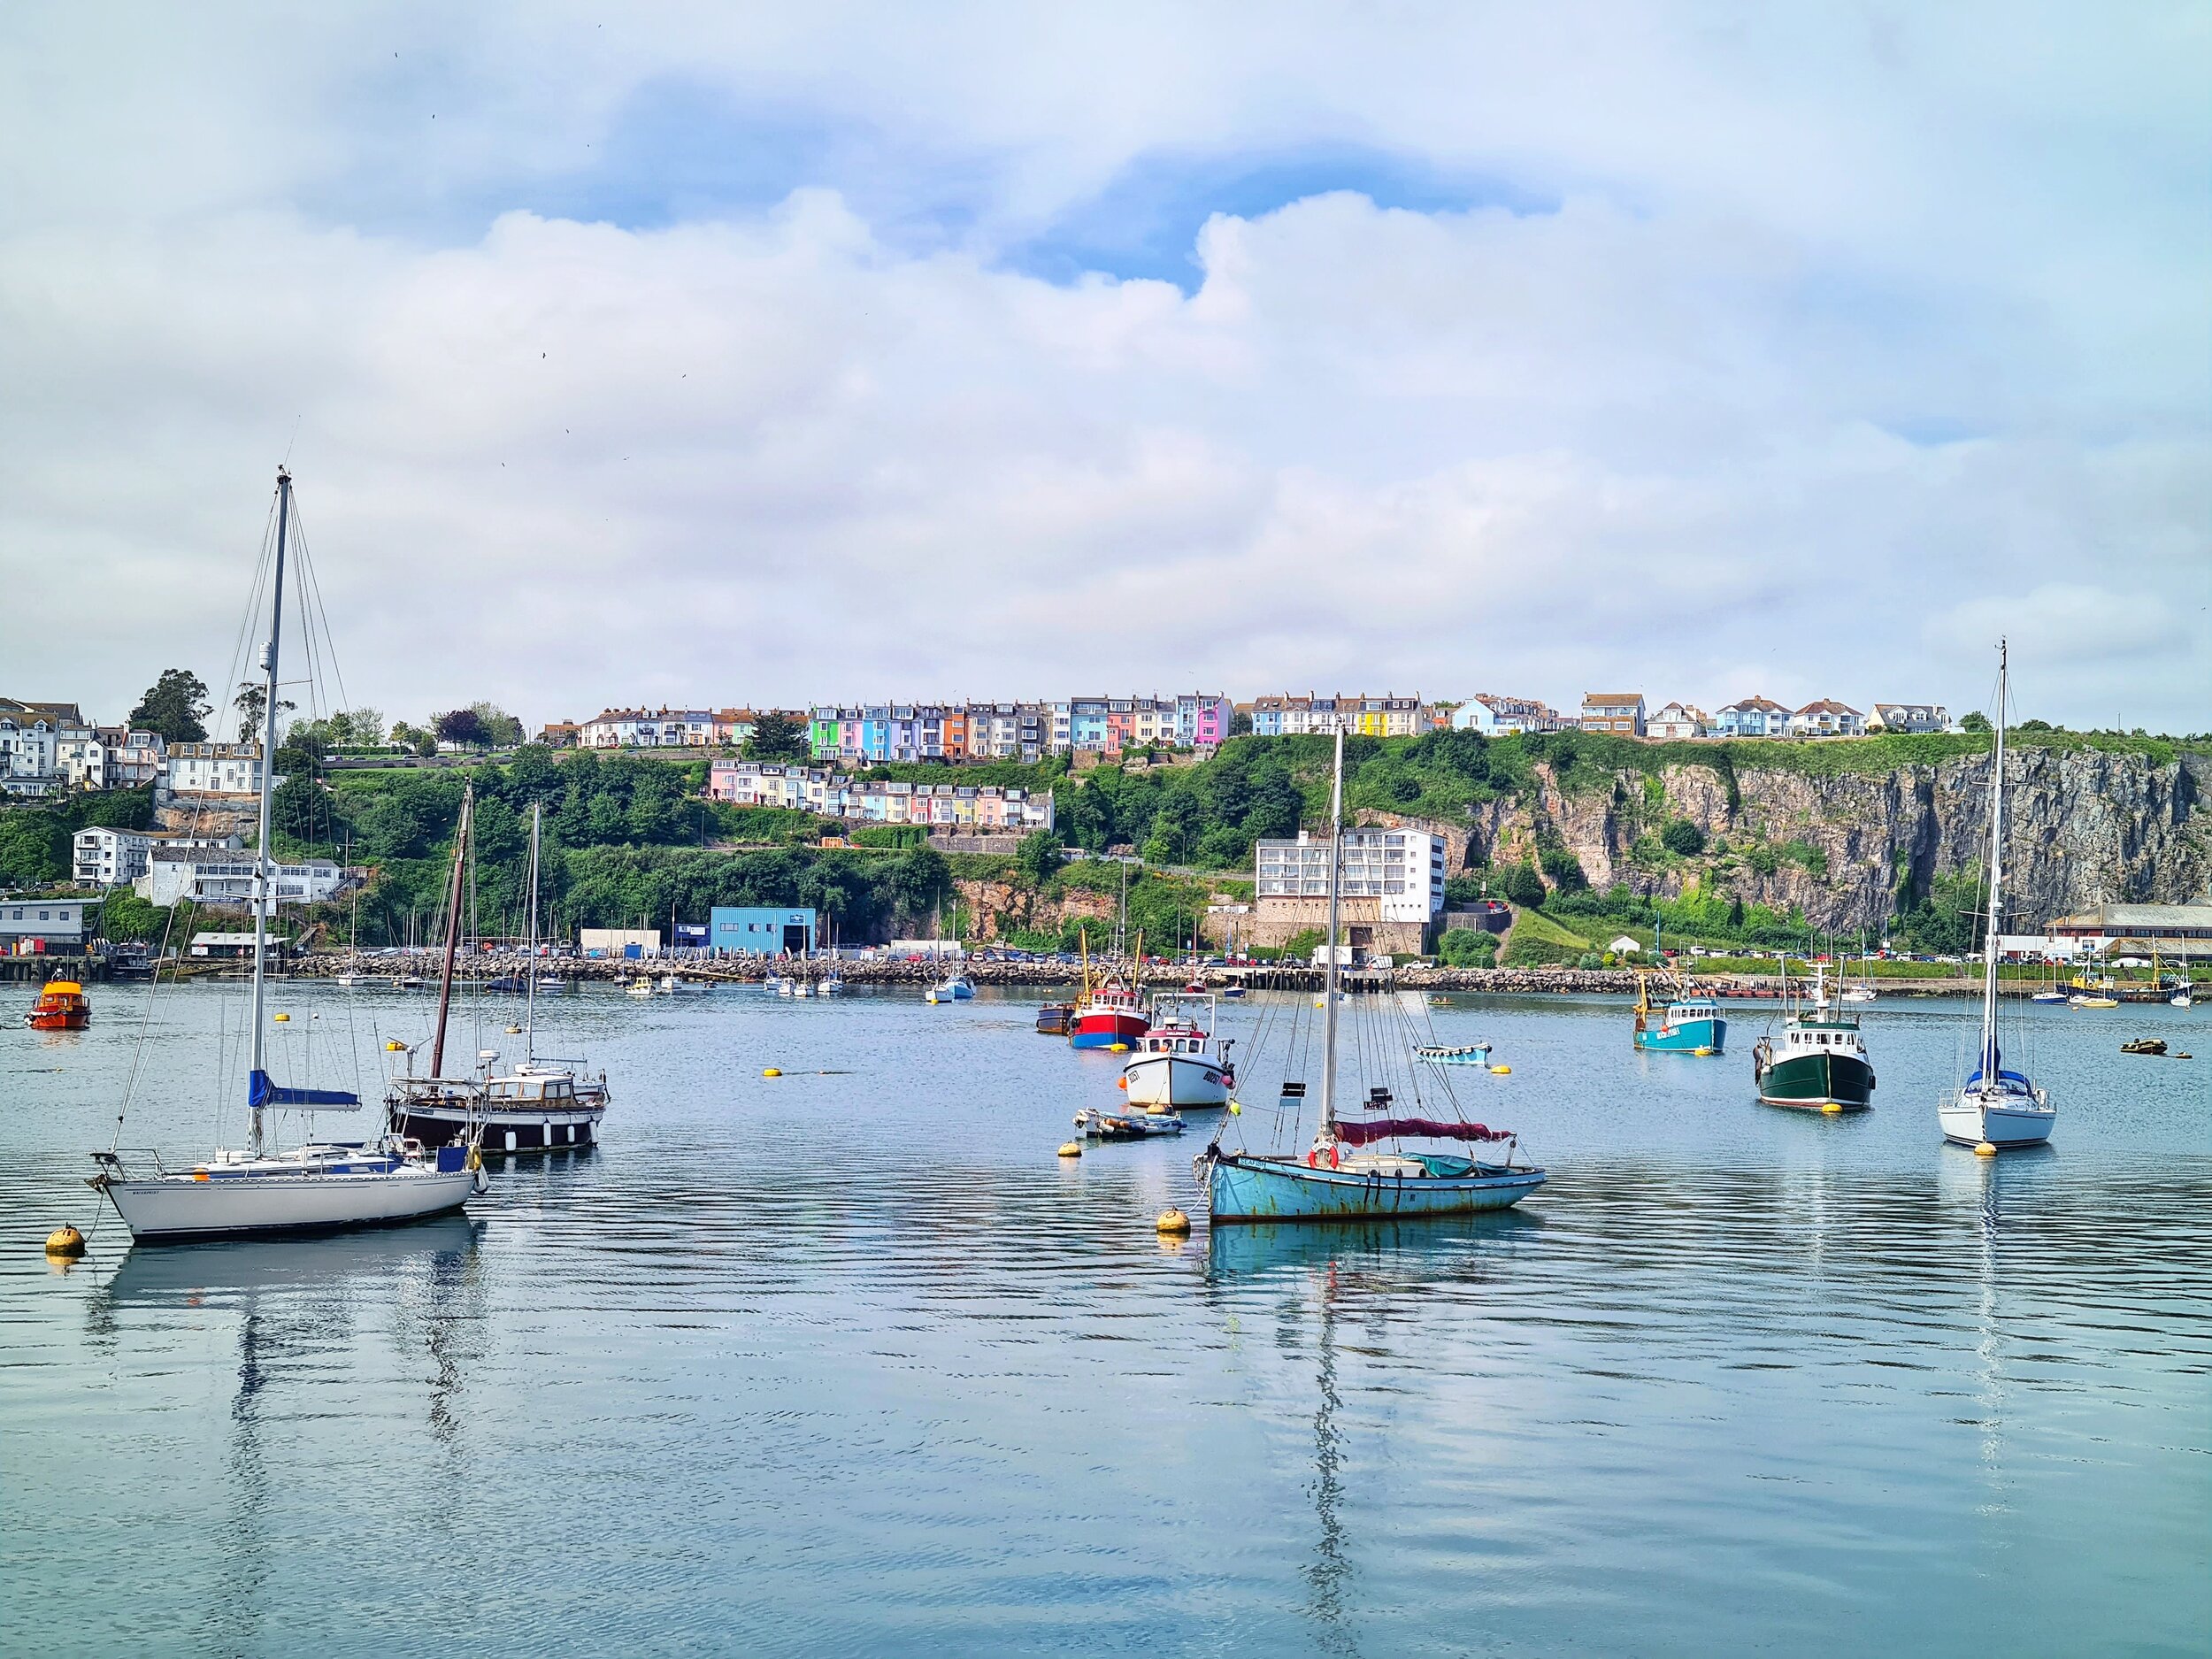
1938,641,2056,1152
89,469,482,1241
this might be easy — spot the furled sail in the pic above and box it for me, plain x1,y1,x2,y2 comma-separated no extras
1333,1117,1508,1147
249,1070,362,1111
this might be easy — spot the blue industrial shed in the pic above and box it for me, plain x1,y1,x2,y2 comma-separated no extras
710,906,817,956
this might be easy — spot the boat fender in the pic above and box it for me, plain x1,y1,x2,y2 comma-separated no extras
1117,1076,1127,1089
1227,1102,1240,1115
466,1144,482,1172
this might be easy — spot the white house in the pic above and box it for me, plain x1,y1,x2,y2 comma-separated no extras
580,708,719,748
1646,702,1708,741
1787,700,1865,738
0,704,65,795
73,826,242,888
1711,696,1791,738
1867,703,1950,734
1450,694,1570,736
160,741,269,802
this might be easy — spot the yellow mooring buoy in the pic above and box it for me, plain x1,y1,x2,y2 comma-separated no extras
504,1025,522,1035
1490,1064,1511,1075
1057,1142,1082,1158
1108,1043,1129,1054
45,1225,85,1258
1156,1209,1192,1235
763,1068,782,1078
1821,1102,1844,1114
1975,1141,1998,1156
385,1040,405,1052
273,1012,290,1023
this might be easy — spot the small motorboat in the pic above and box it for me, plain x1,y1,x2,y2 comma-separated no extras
1034,1002,1075,1036
1074,1106,1186,1141
1122,994,1233,1109
625,975,655,999
2031,990,2069,1004
2070,994,2119,1009
2119,1037,2169,1056
1839,986,1877,1005
25,979,90,1031
793,979,813,998
2172,988,2195,1009
1414,1041,1494,1065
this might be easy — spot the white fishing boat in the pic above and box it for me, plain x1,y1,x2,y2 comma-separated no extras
625,975,655,998
1122,993,1234,1108
1938,641,2056,1152
88,469,481,1242
1197,733,1546,1222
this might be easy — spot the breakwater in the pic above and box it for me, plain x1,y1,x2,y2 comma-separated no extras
273,950,2026,998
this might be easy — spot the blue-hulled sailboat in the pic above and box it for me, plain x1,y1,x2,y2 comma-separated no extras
1197,732,1546,1223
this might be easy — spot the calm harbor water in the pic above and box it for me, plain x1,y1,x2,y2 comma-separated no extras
4,981,2207,1657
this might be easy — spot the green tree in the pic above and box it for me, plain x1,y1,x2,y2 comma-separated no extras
1661,819,1707,856
233,681,295,742
743,712,811,762
889,845,951,918
128,669,211,743
468,703,525,748
0,811,68,886
1016,830,1064,886
1959,711,1992,733
1502,863,1548,909
434,708,489,749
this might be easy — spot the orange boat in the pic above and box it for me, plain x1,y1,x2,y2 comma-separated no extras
25,979,90,1031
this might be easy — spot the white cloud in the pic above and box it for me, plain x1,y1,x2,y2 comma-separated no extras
0,4,2205,732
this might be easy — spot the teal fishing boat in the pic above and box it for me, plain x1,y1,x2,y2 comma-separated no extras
1632,970,1725,1054
1198,732,1546,1224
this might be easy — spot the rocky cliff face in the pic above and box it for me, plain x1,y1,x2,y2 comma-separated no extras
1374,747,2208,933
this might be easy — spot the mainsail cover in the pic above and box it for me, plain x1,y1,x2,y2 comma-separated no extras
1334,1117,1507,1146
249,1069,362,1110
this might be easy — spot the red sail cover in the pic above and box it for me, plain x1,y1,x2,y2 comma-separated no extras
1334,1118,1508,1147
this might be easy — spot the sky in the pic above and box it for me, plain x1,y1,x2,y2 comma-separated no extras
2,3,2207,734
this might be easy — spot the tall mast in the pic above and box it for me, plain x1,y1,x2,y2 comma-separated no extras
1980,640,2008,1078
1318,728,1345,1139
247,467,292,1158
429,783,474,1078
523,800,541,1064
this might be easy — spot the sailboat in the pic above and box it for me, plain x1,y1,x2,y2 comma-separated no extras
1198,733,1546,1222
1938,641,2056,1151
88,469,482,1241
390,799,610,1154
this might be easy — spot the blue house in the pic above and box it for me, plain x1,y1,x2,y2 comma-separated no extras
710,906,818,956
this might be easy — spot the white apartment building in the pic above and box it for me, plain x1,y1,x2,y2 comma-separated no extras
1248,694,1431,739
1255,829,1445,925
135,847,356,910
161,742,269,801
73,826,242,888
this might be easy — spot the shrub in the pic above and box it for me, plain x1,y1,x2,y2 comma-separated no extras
1502,863,1548,908
1439,928,1497,967
1502,933,1574,968
1661,819,1707,856
1540,847,1588,892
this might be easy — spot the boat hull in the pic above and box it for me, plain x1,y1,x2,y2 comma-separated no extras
25,1010,89,1030
1939,1088,2055,1148
1755,1050,1875,1110
1207,1153,1544,1222
1122,1051,1230,1109
1071,1010,1148,1049
1634,1016,1725,1054
99,1167,475,1242
396,1102,602,1153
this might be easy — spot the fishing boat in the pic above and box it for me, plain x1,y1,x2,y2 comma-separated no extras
1069,930,1148,1048
25,978,90,1030
88,469,481,1241
1750,964,1875,1110
625,975,656,998
1197,733,1546,1223
1938,641,2056,1152
389,801,611,1155
1033,1002,1075,1036
1632,971,1726,1054
1122,993,1234,1109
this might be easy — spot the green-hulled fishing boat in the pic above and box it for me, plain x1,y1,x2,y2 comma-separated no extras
1750,964,1875,1111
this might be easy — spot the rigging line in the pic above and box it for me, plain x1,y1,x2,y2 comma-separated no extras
112,890,195,1148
